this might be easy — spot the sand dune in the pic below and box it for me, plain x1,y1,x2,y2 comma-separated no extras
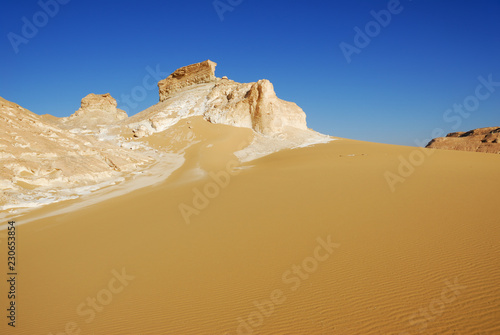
1,116,499,334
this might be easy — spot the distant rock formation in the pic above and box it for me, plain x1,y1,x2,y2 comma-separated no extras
158,60,217,101
426,127,500,154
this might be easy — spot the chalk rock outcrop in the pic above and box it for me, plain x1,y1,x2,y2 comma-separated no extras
204,78,307,135
0,96,151,211
65,93,127,127
158,60,217,101
1,60,330,213
73,93,127,120
131,60,308,137
426,127,500,154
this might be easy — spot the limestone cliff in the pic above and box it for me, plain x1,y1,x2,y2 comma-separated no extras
204,78,307,135
158,60,217,101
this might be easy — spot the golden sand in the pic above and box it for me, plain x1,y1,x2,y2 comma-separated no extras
1,117,499,334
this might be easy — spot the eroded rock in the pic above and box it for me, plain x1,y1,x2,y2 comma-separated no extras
158,60,217,101
426,127,500,154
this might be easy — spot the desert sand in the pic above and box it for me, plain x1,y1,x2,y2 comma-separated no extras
1,115,500,334
1,60,499,334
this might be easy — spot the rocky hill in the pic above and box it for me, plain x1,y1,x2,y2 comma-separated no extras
0,60,330,214
426,127,500,154
130,60,307,137
0,96,153,211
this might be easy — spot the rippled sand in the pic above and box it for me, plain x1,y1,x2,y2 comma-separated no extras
1,117,499,334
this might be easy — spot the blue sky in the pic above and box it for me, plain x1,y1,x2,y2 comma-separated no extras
1,0,499,146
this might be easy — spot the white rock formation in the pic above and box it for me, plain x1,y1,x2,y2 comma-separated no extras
60,93,128,129
0,60,331,214
128,60,310,137
0,96,152,212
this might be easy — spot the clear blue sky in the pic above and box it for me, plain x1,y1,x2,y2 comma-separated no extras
1,0,499,146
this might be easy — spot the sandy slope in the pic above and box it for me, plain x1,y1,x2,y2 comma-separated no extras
1,118,499,335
